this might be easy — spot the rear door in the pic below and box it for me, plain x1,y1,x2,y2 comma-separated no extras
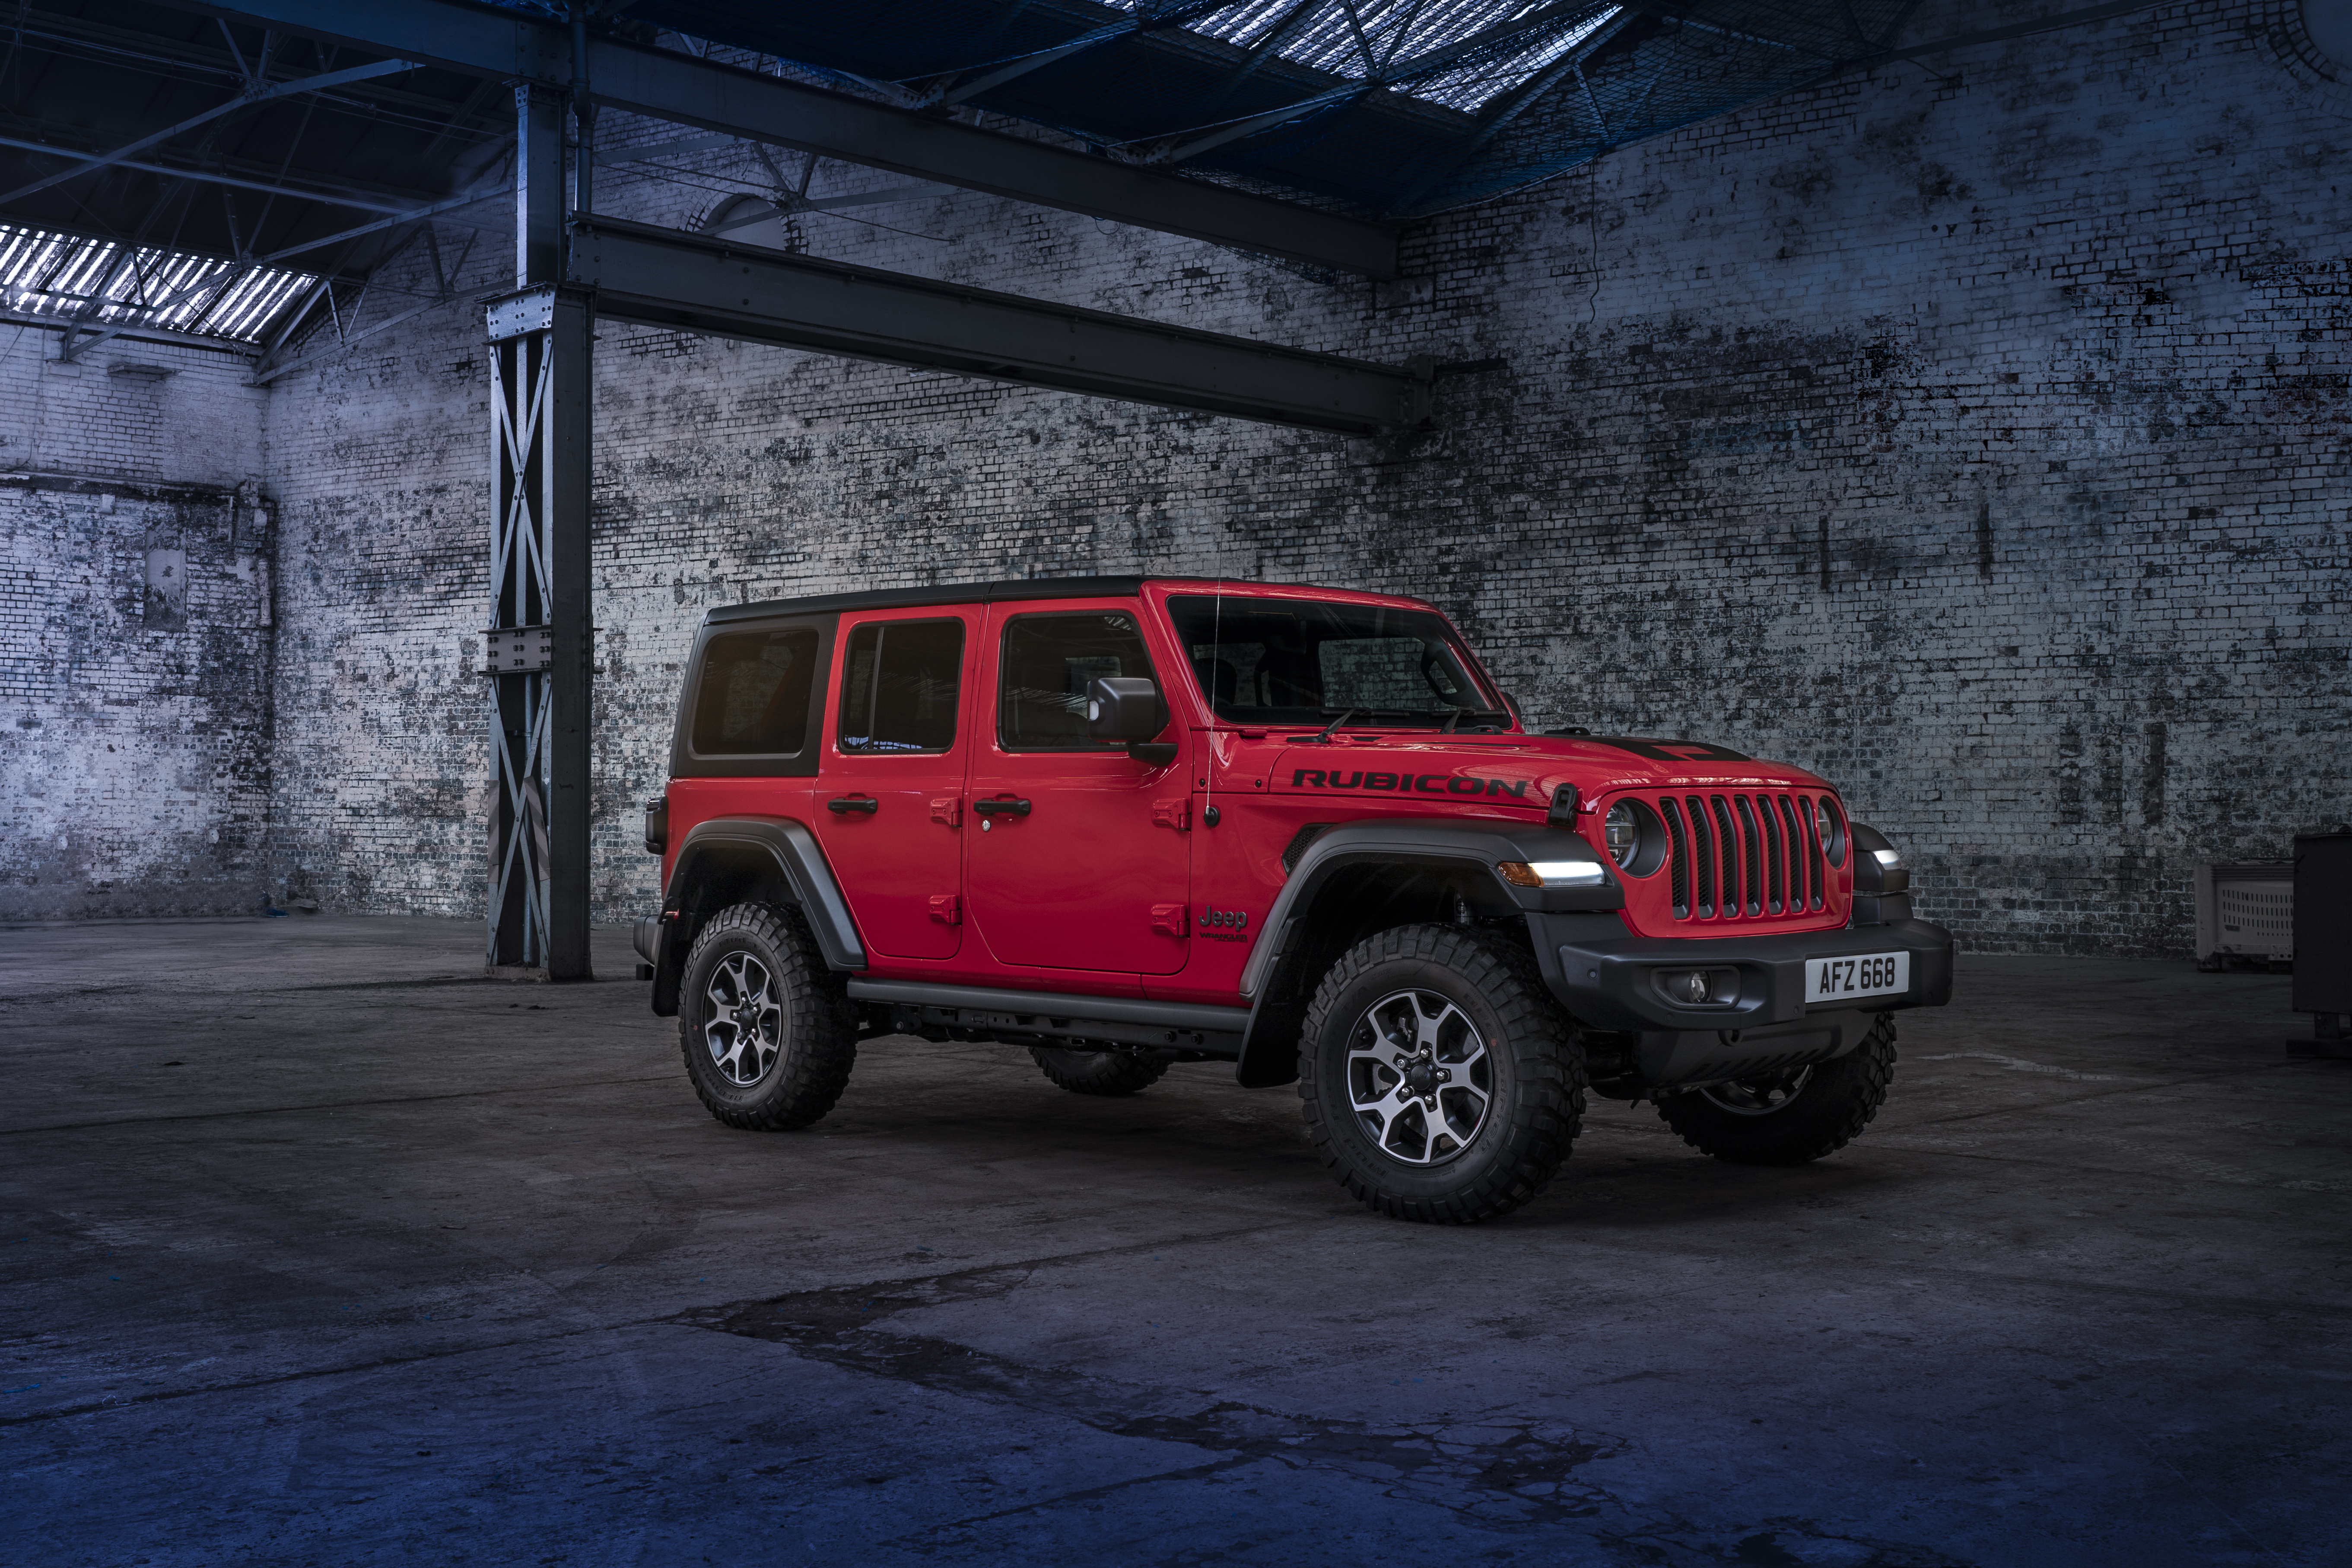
965,601,1191,975
810,607,974,961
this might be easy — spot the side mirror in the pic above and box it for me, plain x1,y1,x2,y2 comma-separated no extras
1087,677,1176,767
1086,677,1164,742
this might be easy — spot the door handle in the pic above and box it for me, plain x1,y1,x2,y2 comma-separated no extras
972,798,1031,817
826,795,879,815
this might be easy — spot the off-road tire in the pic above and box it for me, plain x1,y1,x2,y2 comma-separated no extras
1298,924,1586,1225
1655,1015,1897,1165
1028,1046,1171,1096
678,901,858,1130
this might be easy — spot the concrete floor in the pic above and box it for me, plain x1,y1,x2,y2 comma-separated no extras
1,918,2345,1567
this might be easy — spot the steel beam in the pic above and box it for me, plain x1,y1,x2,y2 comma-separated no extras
161,0,1401,277
485,83,593,983
563,215,1425,435
0,56,420,207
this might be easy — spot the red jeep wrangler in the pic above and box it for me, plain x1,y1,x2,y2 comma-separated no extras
637,577,1952,1224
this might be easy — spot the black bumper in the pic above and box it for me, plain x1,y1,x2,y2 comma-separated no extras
1529,914,1955,1034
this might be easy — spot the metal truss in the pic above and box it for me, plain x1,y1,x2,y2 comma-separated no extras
566,214,1428,436
0,55,420,207
165,0,1401,277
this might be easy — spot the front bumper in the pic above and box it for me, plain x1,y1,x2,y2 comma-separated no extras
1530,914,1954,1034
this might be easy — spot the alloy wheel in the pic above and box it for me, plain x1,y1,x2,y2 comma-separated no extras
1346,988,1492,1165
704,951,782,1086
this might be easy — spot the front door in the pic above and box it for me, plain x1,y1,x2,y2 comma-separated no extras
965,601,1192,975
810,608,973,961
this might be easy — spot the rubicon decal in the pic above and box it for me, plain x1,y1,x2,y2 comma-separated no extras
1291,769,1532,798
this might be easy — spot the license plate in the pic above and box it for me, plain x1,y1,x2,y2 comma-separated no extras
1808,951,1909,1002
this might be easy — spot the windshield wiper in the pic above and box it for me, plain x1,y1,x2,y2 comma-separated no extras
1311,707,1357,744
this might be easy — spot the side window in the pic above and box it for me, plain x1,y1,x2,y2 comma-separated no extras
998,611,1157,750
838,618,964,753
690,627,821,756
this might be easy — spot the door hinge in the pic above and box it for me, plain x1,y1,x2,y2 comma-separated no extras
1152,798,1190,832
928,894,961,926
1151,902,1188,937
930,796,961,827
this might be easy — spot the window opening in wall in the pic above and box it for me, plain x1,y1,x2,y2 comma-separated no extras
2304,0,2352,71
840,619,963,753
1131,1,1622,113
0,223,315,344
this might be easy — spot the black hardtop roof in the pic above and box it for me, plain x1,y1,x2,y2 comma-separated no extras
702,576,1424,625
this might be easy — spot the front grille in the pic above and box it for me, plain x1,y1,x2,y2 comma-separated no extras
1642,791,1829,924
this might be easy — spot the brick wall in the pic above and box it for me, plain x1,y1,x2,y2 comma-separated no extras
0,330,273,919
251,0,2347,956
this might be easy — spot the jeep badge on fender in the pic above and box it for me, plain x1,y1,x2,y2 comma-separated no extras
636,576,1952,1225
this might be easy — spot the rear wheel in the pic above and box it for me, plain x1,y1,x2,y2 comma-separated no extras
678,902,858,1130
1298,924,1585,1225
1028,1047,1170,1097
1655,1016,1897,1165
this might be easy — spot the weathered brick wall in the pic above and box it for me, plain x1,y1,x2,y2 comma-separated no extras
257,0,2349,956
0,331,272,919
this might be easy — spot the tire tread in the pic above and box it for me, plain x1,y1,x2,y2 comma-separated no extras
1654,1015,1897,1165
678,902,858,1131
1029,1047,1172,1096
1297,923,1586,1225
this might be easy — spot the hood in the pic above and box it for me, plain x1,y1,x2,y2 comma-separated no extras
1267,733,1834,809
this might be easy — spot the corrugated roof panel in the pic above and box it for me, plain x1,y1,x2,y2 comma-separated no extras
0,223,316,345
1170,0,1618,111
602,2,1918,216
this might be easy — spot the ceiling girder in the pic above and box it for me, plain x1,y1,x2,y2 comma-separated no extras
162,0,1403,278
0,54,421,208
559,214,1427,434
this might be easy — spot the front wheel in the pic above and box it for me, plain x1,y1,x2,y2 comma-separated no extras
1298,924,1586,1225
1655,1016,1897,1165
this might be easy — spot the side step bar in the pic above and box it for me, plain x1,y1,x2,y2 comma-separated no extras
846,980,1249,1057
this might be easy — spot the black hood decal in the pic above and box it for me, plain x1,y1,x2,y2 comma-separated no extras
1583,737,1752,763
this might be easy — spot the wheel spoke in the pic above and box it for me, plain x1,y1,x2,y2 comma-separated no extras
1341,987,1495,1167
704,950,780,1086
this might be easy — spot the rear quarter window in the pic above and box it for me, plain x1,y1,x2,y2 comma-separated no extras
690,627,821,757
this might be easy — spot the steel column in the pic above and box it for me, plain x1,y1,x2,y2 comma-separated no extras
485,84,593,980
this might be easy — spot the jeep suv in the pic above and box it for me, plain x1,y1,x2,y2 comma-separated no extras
636,577,1953,1224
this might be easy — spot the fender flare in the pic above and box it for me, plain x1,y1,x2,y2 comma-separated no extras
663,817,867,973
1233,819,1620,1087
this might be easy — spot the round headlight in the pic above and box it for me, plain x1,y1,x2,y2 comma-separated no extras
1604,801,1640,867
1812,797,1847,865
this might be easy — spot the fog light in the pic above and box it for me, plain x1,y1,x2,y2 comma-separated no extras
1667,969,1710,1004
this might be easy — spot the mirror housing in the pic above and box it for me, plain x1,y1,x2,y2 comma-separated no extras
1087,677,1164,742
1087,677,1176,766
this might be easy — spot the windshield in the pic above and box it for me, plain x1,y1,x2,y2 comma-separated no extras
1166,595,1507,729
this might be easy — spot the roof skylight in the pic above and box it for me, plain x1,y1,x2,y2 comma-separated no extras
0,223,316,346
1157,0,1620,112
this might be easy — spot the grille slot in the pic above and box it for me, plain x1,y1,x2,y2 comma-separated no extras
1660,796,1691,918
1709,796,1740,917
1684,794,1717,918
1644,789,1833,923
1734,795,1764,916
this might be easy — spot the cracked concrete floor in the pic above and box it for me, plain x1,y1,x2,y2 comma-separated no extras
1,916,2346,1566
